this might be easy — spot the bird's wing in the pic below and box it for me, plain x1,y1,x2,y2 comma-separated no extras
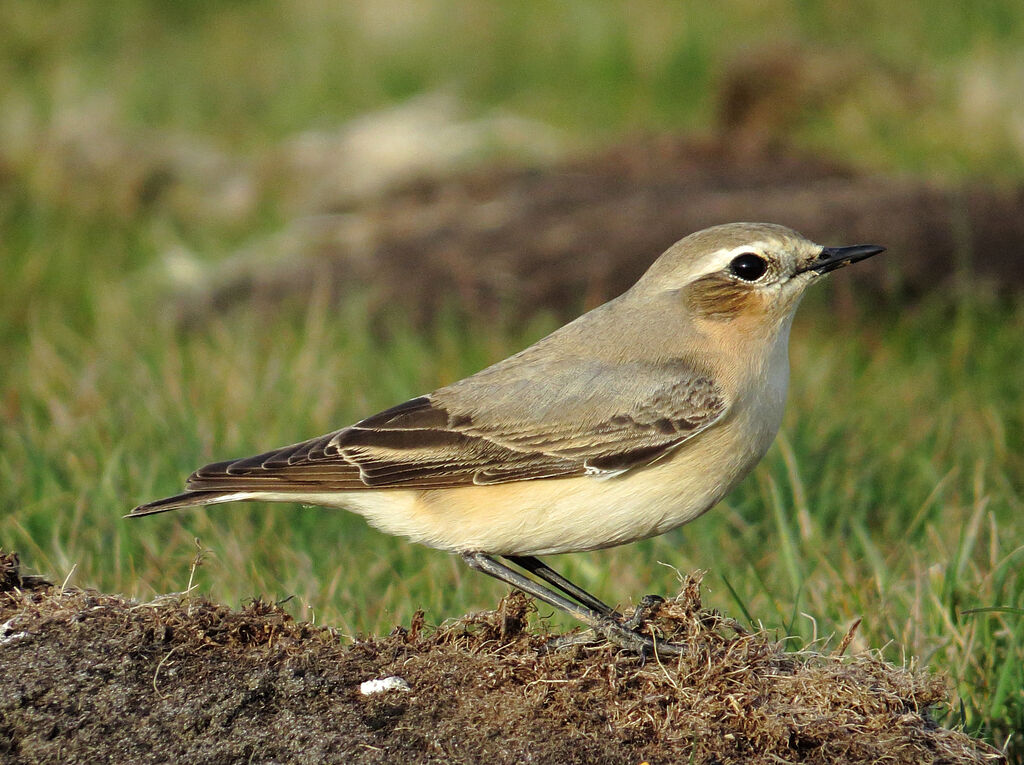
186,358,728,492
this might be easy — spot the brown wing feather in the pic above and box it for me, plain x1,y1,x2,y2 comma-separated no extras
186,370,727,494
186,396,585,491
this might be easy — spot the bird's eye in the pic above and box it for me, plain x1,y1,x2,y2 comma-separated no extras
728,253,769,281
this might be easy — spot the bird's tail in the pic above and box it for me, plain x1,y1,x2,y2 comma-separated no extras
126,490,248,518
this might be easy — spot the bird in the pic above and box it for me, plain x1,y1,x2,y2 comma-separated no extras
130,222,884,654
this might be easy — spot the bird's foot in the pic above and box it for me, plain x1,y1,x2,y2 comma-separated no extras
545,606,685,657
623,594,665,630
603,609,685,657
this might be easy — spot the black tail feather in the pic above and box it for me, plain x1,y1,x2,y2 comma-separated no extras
126,490,239,518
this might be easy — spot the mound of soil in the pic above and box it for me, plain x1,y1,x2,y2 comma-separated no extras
172,134,1024,327
0,552,1002,764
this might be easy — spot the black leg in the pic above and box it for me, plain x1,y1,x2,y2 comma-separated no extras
462,552,684,656
503,554,616,617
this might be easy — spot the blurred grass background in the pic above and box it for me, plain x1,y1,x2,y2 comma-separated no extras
1,0,1022,755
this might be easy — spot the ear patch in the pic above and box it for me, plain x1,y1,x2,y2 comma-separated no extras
683,273,761,320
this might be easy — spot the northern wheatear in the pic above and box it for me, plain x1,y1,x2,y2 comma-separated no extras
131,222,883,654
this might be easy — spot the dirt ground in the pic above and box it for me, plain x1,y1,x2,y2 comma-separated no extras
0,551,1003,764
170,134,1024,328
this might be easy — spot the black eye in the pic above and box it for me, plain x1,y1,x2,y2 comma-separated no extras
728,253,768,281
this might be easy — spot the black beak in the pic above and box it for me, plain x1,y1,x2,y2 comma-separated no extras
805,243,886,274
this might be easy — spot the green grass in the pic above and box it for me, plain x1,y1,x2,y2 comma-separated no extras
2,0,1023,757
3,1,1024,177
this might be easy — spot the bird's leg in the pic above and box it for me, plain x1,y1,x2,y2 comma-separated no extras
462,552,684,656
503,558,670,647
503,554,616,617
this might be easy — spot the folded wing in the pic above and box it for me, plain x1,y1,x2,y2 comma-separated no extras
186,358,728,493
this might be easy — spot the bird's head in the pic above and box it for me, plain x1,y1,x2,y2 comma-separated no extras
635,222,885,332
